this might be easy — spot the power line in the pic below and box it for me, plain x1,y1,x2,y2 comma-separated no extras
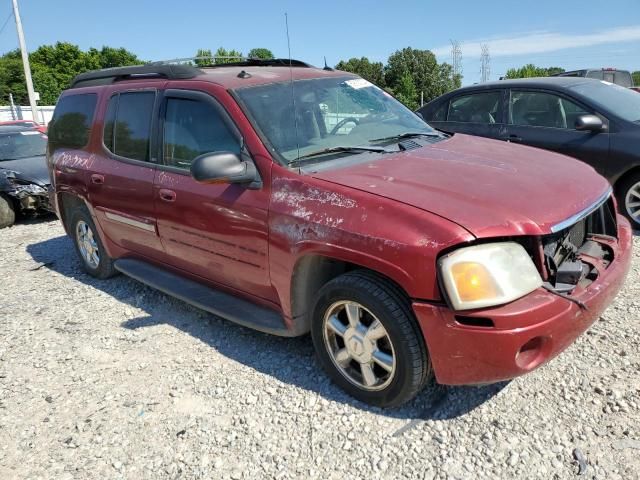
0,10,14,36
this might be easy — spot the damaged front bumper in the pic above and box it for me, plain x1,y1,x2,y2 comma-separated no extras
0,170,52,214
414,215,633,386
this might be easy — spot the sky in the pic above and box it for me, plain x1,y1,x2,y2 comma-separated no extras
0,0,639,85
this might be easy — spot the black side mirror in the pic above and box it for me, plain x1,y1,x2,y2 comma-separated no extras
190,151,259,187
575,114,604,132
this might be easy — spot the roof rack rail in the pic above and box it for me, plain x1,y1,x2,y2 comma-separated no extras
70,63,202,89
150,56,314,69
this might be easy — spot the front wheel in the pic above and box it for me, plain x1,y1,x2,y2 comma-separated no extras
311,270,433,407
618,173,640,229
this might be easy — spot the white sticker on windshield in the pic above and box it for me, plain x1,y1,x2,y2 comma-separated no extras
345,78,374,90
600,80,613,85
19,131,40,135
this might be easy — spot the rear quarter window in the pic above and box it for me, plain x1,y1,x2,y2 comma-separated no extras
48,93,97,150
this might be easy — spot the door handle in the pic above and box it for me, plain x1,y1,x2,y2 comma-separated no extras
91,174,105,185
158,189,177,202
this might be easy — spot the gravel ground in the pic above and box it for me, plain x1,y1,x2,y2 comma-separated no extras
1,218,639,480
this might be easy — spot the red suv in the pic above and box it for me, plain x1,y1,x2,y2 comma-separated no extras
47,60,633,407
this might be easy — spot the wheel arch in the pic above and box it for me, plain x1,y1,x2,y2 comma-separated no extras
57,192,90,234
613,166,640,222
56,192,117,258
613,165,640,192
289,249,415,335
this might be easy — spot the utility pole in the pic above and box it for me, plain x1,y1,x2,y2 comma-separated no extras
480,44,491,83
12,0,40,124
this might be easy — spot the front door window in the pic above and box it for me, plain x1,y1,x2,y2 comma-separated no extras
509,91,590,129
163,97,240,170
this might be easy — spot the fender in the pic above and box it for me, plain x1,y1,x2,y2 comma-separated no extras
293,240,414,293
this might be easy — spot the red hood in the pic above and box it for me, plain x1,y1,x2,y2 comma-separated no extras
310,134,611,238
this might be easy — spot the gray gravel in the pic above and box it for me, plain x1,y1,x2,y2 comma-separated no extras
1,218,639,480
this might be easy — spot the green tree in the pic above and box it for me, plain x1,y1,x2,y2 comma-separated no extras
31,64,60,104
88,46,141,69
247,48,274,60
194,48,213,67
633,71,640,86
504,64,565,79
546,67,565,76
0,51,27,104
335,57,386,88
384,47,459,108
0,42,141,105
214,47,243,64
394,73,418,110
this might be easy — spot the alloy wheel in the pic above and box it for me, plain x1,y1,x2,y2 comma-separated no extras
625,181,640,223
75,220,100,269
322,300,396,391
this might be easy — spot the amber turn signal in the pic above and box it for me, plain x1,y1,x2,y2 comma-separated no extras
451,262,501,302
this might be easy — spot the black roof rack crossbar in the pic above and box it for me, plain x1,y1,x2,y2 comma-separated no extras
70,64,202,89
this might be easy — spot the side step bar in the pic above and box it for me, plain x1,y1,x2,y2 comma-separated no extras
114,258,297,337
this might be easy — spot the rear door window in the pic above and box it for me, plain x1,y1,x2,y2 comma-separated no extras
103,91,155,161
48,93,97,150
447,91,502,124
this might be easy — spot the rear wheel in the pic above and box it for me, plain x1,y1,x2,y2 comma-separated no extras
311,270,433,407
69,207,117,279
0,194,16,229
617,172,640,229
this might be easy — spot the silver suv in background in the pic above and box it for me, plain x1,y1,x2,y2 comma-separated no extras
553,68,635,89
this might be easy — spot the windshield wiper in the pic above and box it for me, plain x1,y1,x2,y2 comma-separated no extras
290,145,391,165
369,131,443,143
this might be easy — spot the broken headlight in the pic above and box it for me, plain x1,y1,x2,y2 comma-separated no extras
439,242,543,311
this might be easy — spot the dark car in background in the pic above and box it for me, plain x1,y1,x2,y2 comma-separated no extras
0,125,52,228
418,77,640,228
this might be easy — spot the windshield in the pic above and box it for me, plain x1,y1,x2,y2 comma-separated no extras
569,80,640,122
0,131,47,161
235,76,437,163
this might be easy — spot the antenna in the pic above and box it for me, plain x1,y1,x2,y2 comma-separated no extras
323,56,333,71
285,12,300,163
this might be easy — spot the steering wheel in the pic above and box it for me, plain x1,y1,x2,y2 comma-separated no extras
330,117,360,135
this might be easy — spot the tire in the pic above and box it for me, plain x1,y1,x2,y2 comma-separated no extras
0,194,16,229
68,206,117,279
617,172,640,229
311,270,433,407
